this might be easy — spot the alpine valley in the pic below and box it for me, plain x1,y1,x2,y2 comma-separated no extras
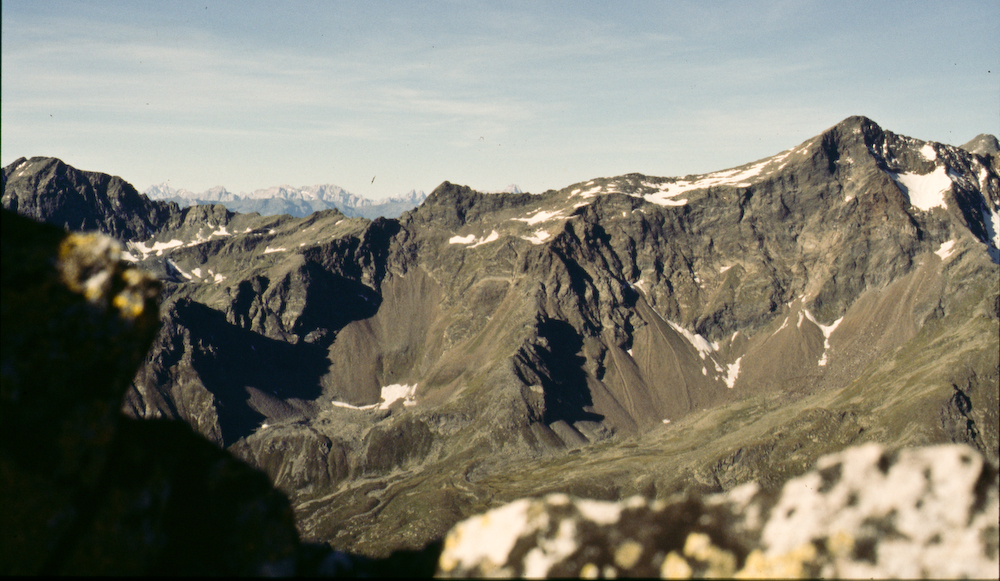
3,116,998,559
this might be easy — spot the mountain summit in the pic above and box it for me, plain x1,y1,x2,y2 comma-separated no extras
3,116,997,558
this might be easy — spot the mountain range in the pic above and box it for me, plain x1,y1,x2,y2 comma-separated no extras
144,182,427,219
2,116,997,559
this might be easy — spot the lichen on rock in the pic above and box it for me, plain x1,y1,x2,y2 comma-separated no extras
436,443,1000,578
0,210,304,575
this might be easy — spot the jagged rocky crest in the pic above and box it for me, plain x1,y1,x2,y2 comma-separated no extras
3,116,998,560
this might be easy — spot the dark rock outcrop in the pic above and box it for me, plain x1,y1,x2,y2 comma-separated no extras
2,157,180,241
0,210,302,575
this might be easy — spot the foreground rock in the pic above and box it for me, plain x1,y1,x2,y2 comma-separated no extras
437,443,999,578
0,210,302,575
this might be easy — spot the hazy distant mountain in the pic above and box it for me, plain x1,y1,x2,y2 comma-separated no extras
144,183,427,219
961,133,1000,156
4,116,998,559
486,184,523,194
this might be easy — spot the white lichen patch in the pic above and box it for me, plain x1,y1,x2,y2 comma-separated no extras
438,498,536,575
574,499,622,526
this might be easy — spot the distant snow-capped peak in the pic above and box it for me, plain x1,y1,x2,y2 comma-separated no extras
484,184,523,194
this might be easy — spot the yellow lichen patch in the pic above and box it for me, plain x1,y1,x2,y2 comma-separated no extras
580,562,600,578
734,543,818,579
121,268,148,287
112,291,146,320
437,529,465,573
57,233,121,304
55,233,158,320
681,532,737,577
825,530,854,558
660,551,692,578
682,532,712,559
614,540,643,570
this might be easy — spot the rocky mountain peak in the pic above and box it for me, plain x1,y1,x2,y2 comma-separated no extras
961,133,1000,156
2,156,180,241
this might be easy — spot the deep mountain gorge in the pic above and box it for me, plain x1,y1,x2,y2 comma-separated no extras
3,116,998,558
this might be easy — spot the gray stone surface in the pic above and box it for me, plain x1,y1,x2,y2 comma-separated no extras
437,443,1000,578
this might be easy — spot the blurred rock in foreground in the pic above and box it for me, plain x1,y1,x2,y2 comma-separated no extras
437,443,999,578
0,209,301,575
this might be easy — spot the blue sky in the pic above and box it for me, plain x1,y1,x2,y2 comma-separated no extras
2,1,997,199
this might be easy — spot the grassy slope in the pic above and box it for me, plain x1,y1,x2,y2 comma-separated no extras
293,248,998,558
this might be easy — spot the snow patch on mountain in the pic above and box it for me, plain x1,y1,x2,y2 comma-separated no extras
331,383,417,411
166,258,193,280
379,383,417,409
802,309,843,366
470,231,500,248
890,166,952,211
724,357,742,389
935,240,956,260
515,209,565,225
628,154,793,207
522,230,552,244
666,321,719,360
331,400,378,411
982,203,1000,249
133,239,184,258
569,185,602,199
449,234,477,245
650,159,768,199
643,194,688,207
450,231,500,247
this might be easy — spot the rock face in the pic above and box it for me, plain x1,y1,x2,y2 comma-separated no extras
0,210,302,575
436,443,1000,578
3,116,998,559
2,157,180,240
